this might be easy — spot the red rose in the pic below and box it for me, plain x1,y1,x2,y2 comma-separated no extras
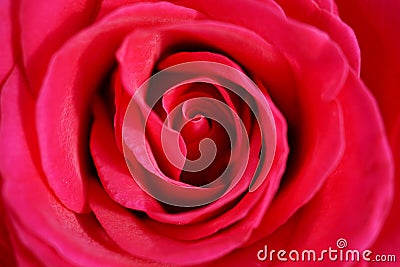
0,0,398,266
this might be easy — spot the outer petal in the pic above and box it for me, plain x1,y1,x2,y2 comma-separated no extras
0,0,14,86
335,1,400,132
0,67,157,267
335,1,400,264
111,18,289,213
0,191,16,266
90,79,288,241
312,0,338,14
19,0,99,93
273,0,360,73
208,72,393,267
171,0,349,235
370,120,400,266
36,2,201,213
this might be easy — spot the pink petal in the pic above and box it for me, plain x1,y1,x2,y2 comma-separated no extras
274,0,360,72
0,191,16,267
20,0,99,94
312,0,338,14
140,100,288,241
0,68,152,267
335,1,400,262
208,71,394,267
170,0,347,233
0,0,14,85
36,2,200,213
88,162,287,266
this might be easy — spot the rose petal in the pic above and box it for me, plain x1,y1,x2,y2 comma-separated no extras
89,162,288,266
335,0,400,134
158,51,253,134
20,0,99,93
141,100,288,241
170,0,347,240
0,67,152,267
0,192,16,267
7,227,44,267
116,23,281,203
93,38,290,226
91,94,277,225
89,179,249,265
369,117,400,266
0,0,14,86
90,95,167,213
312,0,338,14
36,2,200,213
114,15,343,230
209,71,394,267
273,0,361,73
7,215,79,267
335,1,400,262
94,36,290,238
96,0,158,21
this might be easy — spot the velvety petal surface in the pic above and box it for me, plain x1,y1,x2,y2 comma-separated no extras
19,0,99,94
0,68,158,267
207,72,393,267
0,0,14,86
36,2,200,213
335,0,400,263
